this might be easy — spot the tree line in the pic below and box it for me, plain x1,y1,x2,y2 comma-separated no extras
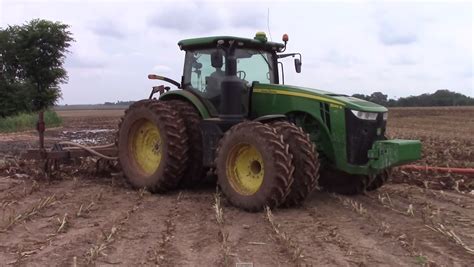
353,89,474,107
0,19,73,117
103,101,136,106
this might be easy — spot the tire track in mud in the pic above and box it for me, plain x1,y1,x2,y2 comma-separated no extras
370,186,474,242
0,178,140,266
370,185,474,258
0,180,81,233
378,185,474,238
0,174,109,214
336,185,474,265
264,206,310,266
384,185,474,219
0,178,57,214
0,176,28,195
274,192,414,266
219,205,295,266
169,188,295,266
94,188,222,266
101,190,182,266
169,190,223,266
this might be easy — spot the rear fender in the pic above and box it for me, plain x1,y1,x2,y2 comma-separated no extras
159,90,210,119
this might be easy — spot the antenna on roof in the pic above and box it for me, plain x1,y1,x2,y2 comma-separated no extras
267,8,273,41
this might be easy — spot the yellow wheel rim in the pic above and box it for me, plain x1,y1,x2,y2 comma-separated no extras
226,143,264,195
130,120,162,175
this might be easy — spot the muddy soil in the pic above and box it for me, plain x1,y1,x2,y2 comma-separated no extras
1,108,473,266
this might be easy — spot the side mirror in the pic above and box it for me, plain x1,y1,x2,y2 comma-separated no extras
294,58,302,73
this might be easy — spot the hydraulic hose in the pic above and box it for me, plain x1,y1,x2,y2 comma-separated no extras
400,164,474,175
58,141,118,161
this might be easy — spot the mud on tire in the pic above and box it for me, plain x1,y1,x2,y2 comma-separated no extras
117,99,188,192
216,121,294,211
270,121,320,207
167,99,206,187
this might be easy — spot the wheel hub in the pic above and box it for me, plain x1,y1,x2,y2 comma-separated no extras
226,143,264,195
130,120,162,175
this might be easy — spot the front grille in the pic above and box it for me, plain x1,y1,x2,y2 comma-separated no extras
345,109,386,165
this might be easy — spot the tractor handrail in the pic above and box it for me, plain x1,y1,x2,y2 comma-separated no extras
148,74,181,88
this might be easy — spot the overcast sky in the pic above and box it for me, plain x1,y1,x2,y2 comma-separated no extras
0,0,472,104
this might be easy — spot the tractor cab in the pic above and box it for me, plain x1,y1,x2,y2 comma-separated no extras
182,47,276,116
177,33,295,117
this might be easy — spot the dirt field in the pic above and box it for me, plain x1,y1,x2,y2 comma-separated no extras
1,107,473,266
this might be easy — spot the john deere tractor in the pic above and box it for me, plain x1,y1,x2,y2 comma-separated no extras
117,32,421,211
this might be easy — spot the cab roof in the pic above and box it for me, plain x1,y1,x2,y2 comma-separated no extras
178,36,285,52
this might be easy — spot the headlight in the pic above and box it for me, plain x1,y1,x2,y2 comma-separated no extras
383,112,388,121
351,110,378,121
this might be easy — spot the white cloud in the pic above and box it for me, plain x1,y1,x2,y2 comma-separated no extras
87,19,126,39
152,64,172,73
147,1,223,34
1,0,472,104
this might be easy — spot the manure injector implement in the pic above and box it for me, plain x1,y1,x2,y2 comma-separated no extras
24,32,422,211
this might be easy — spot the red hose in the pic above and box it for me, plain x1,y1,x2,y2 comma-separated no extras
400,164,474,175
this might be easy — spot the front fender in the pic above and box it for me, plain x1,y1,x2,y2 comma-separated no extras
253,114,287,123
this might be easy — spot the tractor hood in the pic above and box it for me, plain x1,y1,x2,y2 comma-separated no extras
253,84,388,113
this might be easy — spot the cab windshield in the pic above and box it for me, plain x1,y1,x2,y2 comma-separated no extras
183,48,276,95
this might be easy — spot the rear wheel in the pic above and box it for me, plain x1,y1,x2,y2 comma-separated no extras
167,99,206,187
117,100,188,192
216,121,294,211
270,121,320,207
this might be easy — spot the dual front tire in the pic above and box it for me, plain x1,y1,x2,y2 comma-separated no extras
216,121,320,211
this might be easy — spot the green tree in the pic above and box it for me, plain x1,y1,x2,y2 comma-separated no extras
0,19,74,116
352,93,369,101
368,92,388,106
352,92,388,106
354,90,473,107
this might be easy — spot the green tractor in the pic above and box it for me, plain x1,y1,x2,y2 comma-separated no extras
117,32,421,211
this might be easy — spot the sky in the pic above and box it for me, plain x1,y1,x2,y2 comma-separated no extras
0,0,472,104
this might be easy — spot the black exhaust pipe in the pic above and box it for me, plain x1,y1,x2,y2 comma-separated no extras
219,41,244,120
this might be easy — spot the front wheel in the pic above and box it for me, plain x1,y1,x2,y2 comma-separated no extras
270,121,320,207
216,121,294,211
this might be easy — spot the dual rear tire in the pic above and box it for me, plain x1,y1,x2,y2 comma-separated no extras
117,100,189,192
117,99,205,192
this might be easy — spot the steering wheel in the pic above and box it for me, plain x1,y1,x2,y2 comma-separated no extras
237,70,246,80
